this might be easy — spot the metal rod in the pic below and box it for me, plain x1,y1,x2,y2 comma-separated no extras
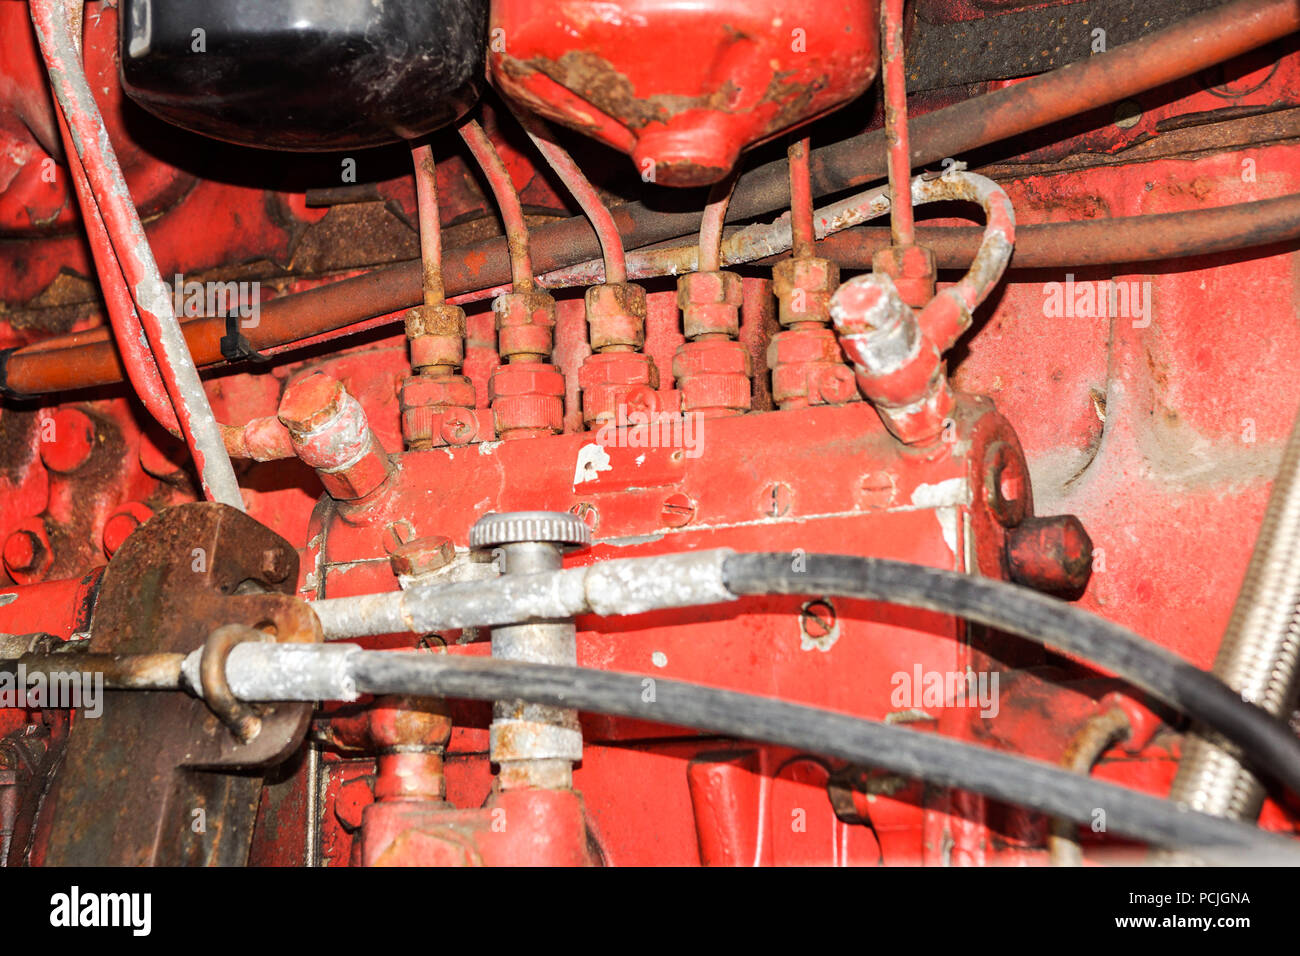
30,0,243,508
697,174,737,273
411,141,447,307
787,137,816,261
310,549,736,640
881,0,915,247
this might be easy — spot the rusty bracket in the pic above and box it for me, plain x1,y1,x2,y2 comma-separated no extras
40,501,319,866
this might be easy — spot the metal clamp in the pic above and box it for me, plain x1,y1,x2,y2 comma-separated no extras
200,624,270,743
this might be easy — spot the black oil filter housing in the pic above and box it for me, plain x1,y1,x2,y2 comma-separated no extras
118,0,488,150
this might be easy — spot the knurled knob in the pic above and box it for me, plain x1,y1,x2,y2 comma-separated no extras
470,511,591,550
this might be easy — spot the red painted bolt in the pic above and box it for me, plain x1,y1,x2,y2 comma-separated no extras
660,493,696,528
389,536,455,579
102,503,154,559
1005,514,1094,595
38,408,96,474
3,522,52,584
4,532,38,572
801,599,837,639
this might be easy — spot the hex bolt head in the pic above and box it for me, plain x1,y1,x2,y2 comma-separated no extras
278,372,346,436
1005,514,1094,595
102,502,155,558
389,536,456,578
4,522,52,583
39,408,97,474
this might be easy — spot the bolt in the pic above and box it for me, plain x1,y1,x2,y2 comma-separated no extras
261,547,292,583
38,408,96,474
858,472,897,508
389,536,455,579
800,599,837,639
101,502,154,559
3,522,51,583
4,532,39,573
277,372,346,435
766,482,792,518
660,493,696,528
1005,515,1094,595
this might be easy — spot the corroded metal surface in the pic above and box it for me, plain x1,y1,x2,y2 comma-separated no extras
39,502,316,866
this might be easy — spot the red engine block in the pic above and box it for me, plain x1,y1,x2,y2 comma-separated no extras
1,0,1299,871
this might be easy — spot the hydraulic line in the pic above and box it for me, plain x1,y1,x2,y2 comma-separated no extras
1169,411,1300,820
698,174,737,274
7,0,1295,397
787,138,816,261
343,654,1298,864
56,641,1277,864
720,552,1300,801
459,118,535,292
307,547,1300,799
411,142,447,307
516,112,628,285
29,0,243,507
7,638,1290,859
881,0,915,248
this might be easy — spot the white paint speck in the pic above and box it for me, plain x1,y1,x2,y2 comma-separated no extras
651,651,668,668
910,477,969,509
574,443,613,486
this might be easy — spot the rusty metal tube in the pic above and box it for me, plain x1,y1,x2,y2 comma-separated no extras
29,0,243,508
1048,707,1132,866
698,174,737,274
412,142,446,307
459,118,534,292
881,0,914,247
516,112,628,285
787,138,816,261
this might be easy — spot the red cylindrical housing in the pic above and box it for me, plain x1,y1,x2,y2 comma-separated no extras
488,0,880,187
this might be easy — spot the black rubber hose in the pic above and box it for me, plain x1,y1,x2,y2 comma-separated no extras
349,652,1300,863
721,552,1300,802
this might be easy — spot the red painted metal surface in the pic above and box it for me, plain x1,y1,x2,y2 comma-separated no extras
1,0,1299,867
488,0,882,186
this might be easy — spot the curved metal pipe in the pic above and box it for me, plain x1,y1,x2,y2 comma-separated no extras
459,118,534,292
515,112,628,285
29,0,243,507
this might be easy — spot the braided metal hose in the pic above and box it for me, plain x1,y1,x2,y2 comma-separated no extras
1169,412,1300,818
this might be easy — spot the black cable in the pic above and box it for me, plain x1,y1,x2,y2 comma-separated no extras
721,552,1300,801
349,652,1300,863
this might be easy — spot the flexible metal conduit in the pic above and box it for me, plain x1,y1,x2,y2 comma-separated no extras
1169,411,1300,818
